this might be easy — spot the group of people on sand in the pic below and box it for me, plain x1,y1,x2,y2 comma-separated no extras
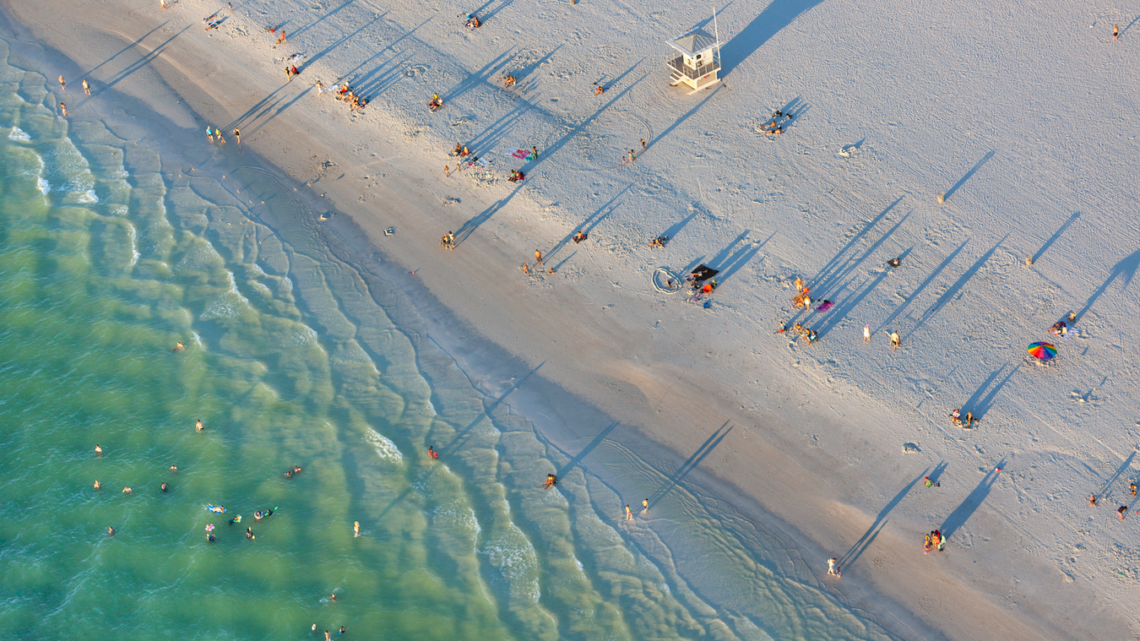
949,408,978,428
923,530,945,553
1089,481,1137,521
316,81,367,111
439,231,456,250
760,108,793,136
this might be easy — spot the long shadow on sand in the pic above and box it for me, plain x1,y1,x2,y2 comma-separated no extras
943,151,995,202
810,196,904,297
556,421,620,477
99,25,192,92
942,459,1005,539
546,184,631,261
1095,452,1136,500
875,239,968,334
442,361,545,453
646,83,719,153
289,0,360,41
646,422,732,509
454,183,526,245
962,362,1020,421
906,236,1005,340
719,0,826,76
1073,247,1140,323
82,22,168,80
838,469,927,571
306,14,385,68
1031,211,1080,266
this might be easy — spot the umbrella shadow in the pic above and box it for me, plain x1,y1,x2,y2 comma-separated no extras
1073,247,1140,323
838,468,927,570
941,459,1005,539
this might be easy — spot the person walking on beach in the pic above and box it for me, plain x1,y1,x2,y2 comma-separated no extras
625,504,633,521
196,419,204,432
863,325,870,342
82,79,91,96
534,249,543,265
889,331,900,349
277,30,286,44
58,75,65,91
827,558,840,578
1114,24,1119,41
59,102,68,117
206,126,214,142
641,139,646,151
1131,483,1136,497
1090,494,1097,507
531,146,538,160
642,498,648,513
234,128,241,146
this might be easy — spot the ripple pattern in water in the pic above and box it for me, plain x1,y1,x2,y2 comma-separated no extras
0,35,906,641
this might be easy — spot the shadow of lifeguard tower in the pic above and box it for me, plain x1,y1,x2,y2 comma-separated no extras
667,16,721,94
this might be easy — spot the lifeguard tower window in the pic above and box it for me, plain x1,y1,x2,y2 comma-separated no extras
667,27,721,93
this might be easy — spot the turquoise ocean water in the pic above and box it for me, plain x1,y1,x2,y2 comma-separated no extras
0,33,914,641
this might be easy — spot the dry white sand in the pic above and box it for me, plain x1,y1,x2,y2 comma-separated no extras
8,0,1140,637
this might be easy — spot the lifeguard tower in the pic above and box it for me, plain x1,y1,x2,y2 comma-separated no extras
667,18,721,94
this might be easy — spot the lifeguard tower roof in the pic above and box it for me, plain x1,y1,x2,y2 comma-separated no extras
670,29,718,56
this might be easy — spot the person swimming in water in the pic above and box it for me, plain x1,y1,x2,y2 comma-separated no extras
246,527,254,539
107,526,116,536
207,533,217,542
94,480,101,490
543,474,557,489
195,419,204,432
255,511,264,520
170,465,178,473
228,515,242,525
161,482,168,492
95,444,103,456
354,521,360,537
173,342,185,352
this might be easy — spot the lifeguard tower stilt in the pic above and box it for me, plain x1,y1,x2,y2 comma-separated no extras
666,12,722,94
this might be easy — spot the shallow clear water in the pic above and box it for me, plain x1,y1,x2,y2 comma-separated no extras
0,35,905,641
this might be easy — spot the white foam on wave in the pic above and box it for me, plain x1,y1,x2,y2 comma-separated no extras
364,427,403,463
478,524,541,603
200,271,253,320
43,136,98,202
287,325,318,346
126,221,139,267
7,125,30,142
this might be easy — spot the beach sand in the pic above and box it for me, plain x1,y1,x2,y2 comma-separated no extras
7,0,1140,637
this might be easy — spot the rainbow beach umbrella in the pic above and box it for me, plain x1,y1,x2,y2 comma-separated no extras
1028,342,1057,361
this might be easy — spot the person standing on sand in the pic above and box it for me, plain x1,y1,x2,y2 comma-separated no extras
534,249,543,265
531,146,538,159
625,505,633,521
641,139,646,151
82,79,91,96
59,75,65,91
1131,483,1136,497
642,498,648,513
890,331,900,349
1119,506,1128,520
234,128,241,146
1090,494,1097,507
444,165,450,177
863,325,870,342
1114,24,1119,41
277,30,286,44
827,558,840,577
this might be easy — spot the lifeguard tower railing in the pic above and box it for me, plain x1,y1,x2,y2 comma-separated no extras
666,50,721,82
